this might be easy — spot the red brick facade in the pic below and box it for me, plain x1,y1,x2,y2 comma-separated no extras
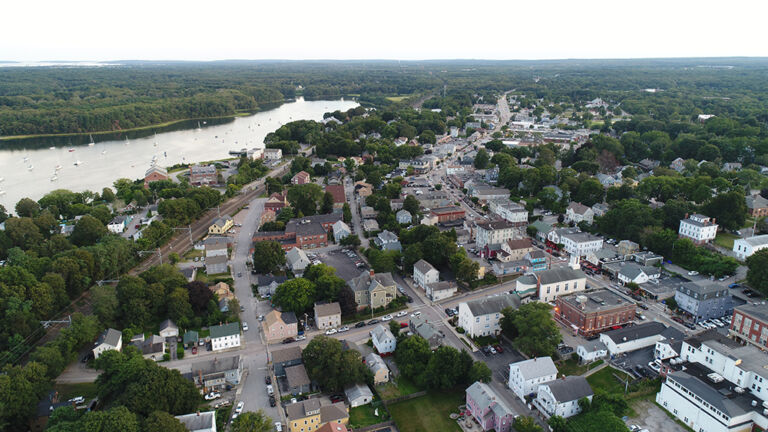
144,171,169,188
430,207,466,223
730,306,768,350
555,296,636,337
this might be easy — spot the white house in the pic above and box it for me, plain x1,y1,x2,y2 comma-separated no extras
534,376,594,419
159,319,179,338
576,340,608,363
488,200,528,226
175,411,217,432
475,220,517,250
345,383,374,408
559,232,603,256
426,281,456,301
93,328,123,359
332,220,352,243
210,322,241,352
508,357,558,402
413,259,439,290
565,202,594,225
107,215,130,234
678,213,718,245
536,267,587,303
458,293,521,338
286,247,311,274
617,263,661,285
598,322,667,356
370,325,396,355
396,209,413,225
733,234,768,260
263,148,283,160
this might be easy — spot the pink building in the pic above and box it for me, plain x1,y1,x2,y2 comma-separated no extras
465,382,515,432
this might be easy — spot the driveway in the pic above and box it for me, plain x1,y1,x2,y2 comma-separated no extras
626,399,687,432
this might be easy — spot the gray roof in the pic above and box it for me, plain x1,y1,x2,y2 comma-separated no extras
466,382,514,418
192,355,241,376
271,346,302,364
537,267,586,285
739,234,768,247
580,340,607,352
413,259,437,276
159,319,177,332
511,357,557,380
667,371,751,417
96,328,122,348
559,289,631,313
205,254,228,265
427,281,453,292
476,220,516,231
285,364,311,388
544,376,594,403
464,293,521,317
257,274,288,286
175,411,216,431
203,236,230,246
529,220,552,233
602,321,666,344
349,271,395,293
281,311,298,325
619,263,660,280
286,247,309,267
371,325,395,343
209,322,240,339
568,202,591,215
344,383,373,402
286,399,321,420
396,209,412,220
736,302,768,324
676,282,729,300
561,232,602,244
183,331,199,344
365,353,388,375
746,194,768,210
319,403,348,423
314,302,341,318
410,315,444,341
212,216,233,228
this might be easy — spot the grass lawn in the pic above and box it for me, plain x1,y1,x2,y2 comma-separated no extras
377,376,420,400
385,95,410,102
586,366,632,395
714,232,738,249
388,390,463,432
183,249,204,261
557,358,603,376
53,382,99,401
349,403,386,428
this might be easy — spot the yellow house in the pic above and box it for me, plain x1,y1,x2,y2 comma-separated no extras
209,216,234,235
286,400,348,432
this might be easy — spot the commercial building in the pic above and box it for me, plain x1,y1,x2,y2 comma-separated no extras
729,303,768,350
674,283,733,323
428,206,466,224
475,220,517,250
488,200,528,226
253,213,342,251
208,216,234,235
554,289,636,337
559,232,603,256
144,165,169,188
598,321,669,356
189,164,217,185
678,213,718,244
458,293,521,338
534,267,587,303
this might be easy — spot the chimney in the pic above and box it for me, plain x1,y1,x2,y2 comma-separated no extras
370,270,375,277
685,213,689,219
197,411,201,416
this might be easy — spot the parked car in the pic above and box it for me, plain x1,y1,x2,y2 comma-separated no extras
191,346,197,355
266,385,274,396
69,396,85,405
367,319,379,325
411,311,421,317
355,322,366,328
282,337,295,344
493,345,504,353
265,375,271,385
647,361,661,373
338,326,349,333
729,283,740,289
637,303,649,310
381,314,393,321
687,271,699,276
396,310,408,317
325,328,338,335
235,402,244,413
242,322,248,331
295,335,306,341
204,392,221,401
444,308,454,317
488,347,497,355
399,322,409,328
269,396,276,407
330,394,344,403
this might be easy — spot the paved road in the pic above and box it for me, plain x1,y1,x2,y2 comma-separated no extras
344,176,370,248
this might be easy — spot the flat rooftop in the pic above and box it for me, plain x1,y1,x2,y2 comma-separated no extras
558,288,632,313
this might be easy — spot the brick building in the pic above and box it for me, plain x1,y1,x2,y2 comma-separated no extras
729,303,768,350
554,289,636,337
253,213,341,251
144,165,169,188
429,206,466,224
264,191,288,213
189,164,217,185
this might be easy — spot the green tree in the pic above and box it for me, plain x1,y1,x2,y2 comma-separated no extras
339,234,361,249
145,411,187,432
513,415,543,432
403,194,420,218
15,198,40,217
273,278,316,314
468,361,492,383
70,215,108,247
252,241,286,274
574,178,605,207
394,335,432,381
548,415,567,432
231,410,273,432
474,149,490,169
342,203,352,223
79,406,140,432
747,249,768,296
420,346,473,389
286,184,324,216
265,177,283,195
321,191,335,214
389,319,401,337
302,336,369,392
703,190,747,231
501,303,561,357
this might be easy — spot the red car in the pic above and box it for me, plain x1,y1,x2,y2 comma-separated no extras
493,345,504,353
400,322,409,328
191,347,198,355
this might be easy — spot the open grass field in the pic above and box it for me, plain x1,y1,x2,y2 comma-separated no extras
556,358,603,376
715,232,738,249
385,95,410,102
388,390,463,432
586,366,632,395
377,376,420,400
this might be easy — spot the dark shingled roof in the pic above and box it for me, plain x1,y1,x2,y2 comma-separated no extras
545,376,594,402
602,321,665,344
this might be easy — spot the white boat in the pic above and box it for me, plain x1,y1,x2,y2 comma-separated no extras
22,156,29,162
50,175,58,182
0,177,5,182
73,160,82,166
88,135,95,146
49,146,55,150
27,165,34,171
54,165,62,171
124,137,130,146
68,148,75,152
153,132,158,147
0,190,6,196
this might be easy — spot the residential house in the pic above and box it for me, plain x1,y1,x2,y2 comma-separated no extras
565,202,594,225
93,328,122,359
678,213,718,244
730,303,768,350
547,227,581,245
205,255,228,275
314,302,341,330
205,241,228,259
264,148,283,160
618,263,661,285
182,331,199,348
325,185,346,211
159,319,179,338
285,399,349,432
489,200,528,226
209,216,234,235
107,215,130,234
186,355,243,390
316,422,348,432
469,185,509,202
576,340,609,363
354,181,373,197
498,238,533,262
370,325,396,355
189,164,217,185
591,203,609,217
362,219,379,233
395,209,412,224
533,267,587,303
291,171,311,185
426,281,456,301
528,220,552,243
364,353,390,384
526,250,548,272
265,192,289,213
413,259,439,290
638,158,660,171
674,282,733,323
598,321,669,355
617,240,640,256
132,334,166,361
746,194,768,218
508,357,558,402
332,220,352,243
261,210,276,226
286,247,311,274
360,206,377,219
348,271,397,310
373,230,401,251
670,157,686,172
210,282,235,301
344,383,373,408
555,289,636,337
476,220,517,251
733,234,768,260
409,314,444,350
256,275,288,297
174,411,217,432
458,293,521,338
263,310,298,343
144,165,169,188
210,322,241,351
466,381,516,432
723,162,742,172
534,376,594,419
272,346,303,377
286,364,312,395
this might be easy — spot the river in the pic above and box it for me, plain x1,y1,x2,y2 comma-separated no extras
0,97,358,209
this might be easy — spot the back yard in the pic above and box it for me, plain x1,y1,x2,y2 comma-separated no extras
388,390,463,432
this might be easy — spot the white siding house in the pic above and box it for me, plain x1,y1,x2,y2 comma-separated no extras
413,259,439,290
508,357,558,402
370,325,396,354
678,214,718,244
210,322,241,352
733,234,768,260
534,376,594,419
458,294,521,338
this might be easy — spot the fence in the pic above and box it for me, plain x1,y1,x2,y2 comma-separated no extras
382,390,428,406
350,420,396,432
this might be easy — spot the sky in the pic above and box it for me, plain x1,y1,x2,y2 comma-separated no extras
3,0,767,61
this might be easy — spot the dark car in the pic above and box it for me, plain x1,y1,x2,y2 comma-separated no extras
269,398,276,407
685,322,697,330
671,316,684,324
282,337,295,344
355,322,366,328
265,375,271,385
330,394,344,403
444,308,454,317
637,303,649,310
480,346,491,355
406,296,414,303
367,319,380,325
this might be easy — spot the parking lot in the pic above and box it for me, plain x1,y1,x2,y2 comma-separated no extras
317,248,366,282
611,346,657,378
474,337,524,383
